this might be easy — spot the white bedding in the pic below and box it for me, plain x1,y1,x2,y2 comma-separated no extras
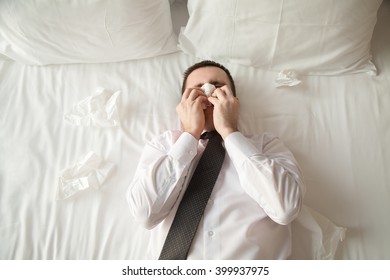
1,0,390,260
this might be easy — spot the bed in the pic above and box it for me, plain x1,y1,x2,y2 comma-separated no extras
0,0,389,260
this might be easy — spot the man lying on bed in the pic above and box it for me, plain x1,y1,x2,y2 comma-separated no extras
127,60,305,260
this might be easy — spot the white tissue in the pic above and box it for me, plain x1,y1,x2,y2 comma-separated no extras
64,87,120,127
56,151,115,200
201,83,216,97
201,83,216,109
291,205,347,259
275,70,302,88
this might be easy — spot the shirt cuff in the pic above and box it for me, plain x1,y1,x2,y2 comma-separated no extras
168,132,198,166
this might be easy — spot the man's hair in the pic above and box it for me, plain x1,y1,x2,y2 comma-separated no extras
181,60,236,97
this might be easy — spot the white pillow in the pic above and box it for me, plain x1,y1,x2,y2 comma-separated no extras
0,0,178,65
178,0,382,75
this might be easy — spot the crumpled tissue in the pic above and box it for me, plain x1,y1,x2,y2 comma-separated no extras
56,151,115,200
201,83,216,109
201,83,216,97
275,70,302,88
291,205,347,259
64,87,120,127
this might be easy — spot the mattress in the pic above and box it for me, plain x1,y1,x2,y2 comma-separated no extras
0,0,390,260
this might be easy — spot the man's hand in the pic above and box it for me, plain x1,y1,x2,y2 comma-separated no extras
208,85,239,139
176,88,207,139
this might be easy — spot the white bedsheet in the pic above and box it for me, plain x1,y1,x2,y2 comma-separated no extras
1,1,389,260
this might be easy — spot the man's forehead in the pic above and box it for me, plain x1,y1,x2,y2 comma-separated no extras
187,66,229,84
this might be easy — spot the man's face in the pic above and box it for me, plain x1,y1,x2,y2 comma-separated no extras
185,66,232,131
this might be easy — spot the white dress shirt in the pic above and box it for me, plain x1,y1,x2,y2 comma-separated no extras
127,130,305,259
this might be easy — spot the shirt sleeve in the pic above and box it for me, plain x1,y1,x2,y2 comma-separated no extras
224,132,305,225
127,131,198,229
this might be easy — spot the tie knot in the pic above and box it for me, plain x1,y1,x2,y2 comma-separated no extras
200,130,220,140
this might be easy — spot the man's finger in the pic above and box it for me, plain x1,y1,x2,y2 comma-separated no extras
208,96,219,106
220,85,235,98
188,88,203,101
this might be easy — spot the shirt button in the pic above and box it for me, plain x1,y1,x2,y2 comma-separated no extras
208,231,214,237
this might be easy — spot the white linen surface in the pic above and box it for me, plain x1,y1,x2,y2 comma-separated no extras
178,0,382,75
0,1,390,260
0,0,178,65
